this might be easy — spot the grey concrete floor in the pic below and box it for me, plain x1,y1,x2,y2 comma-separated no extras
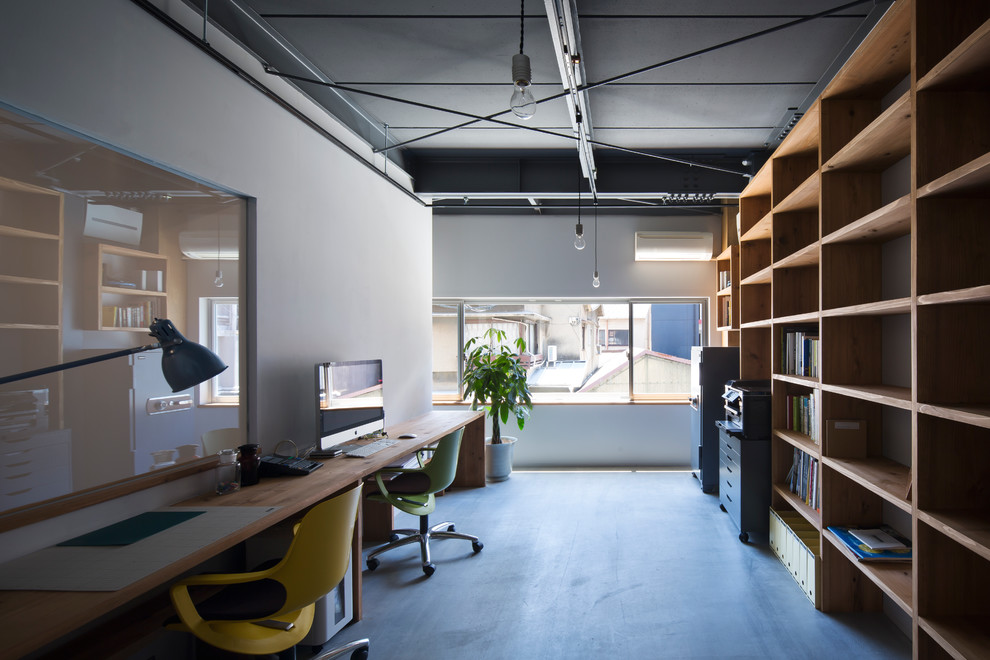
315,471,911,660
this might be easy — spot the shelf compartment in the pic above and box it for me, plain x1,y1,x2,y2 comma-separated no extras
919,284,990,306
772,482,822,530
0,178,63,236
917,303,990,411
739,238,771,281
772,209,818,265
773,171,819,214
0,281,60,326
774,322,820,379
773,372,819,387
917,17,990,91
822,528,913,615
774,101,820,159
820,169,884,241
917,198,989,296
822,236,911,311
821,315,912,405
917,519,990,654
739,326,772,381
773,427,819,457
915,4,990,88
738,194,770,238
918,403,990,430
821,195,911,245
0,233,60,282
740,211,772,242
773,266,818,319
823,456,912,514
739,281,771,326
821,383,912,410
773,241,819,270
917,414,990,559
821,92,911,172
915,90,990,189
821,0,911,99
919,617,990,660
916,150,990,198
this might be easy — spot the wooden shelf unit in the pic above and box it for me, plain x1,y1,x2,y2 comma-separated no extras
0,176,63,424
97,244,168,332
715,245,739,336
726,2,990,656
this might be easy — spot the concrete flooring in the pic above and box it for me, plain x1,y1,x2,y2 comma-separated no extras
316,470,911,660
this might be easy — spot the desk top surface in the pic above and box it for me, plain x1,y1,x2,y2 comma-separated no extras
0,409,483,660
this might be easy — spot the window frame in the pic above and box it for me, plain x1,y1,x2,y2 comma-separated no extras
200,296,240,405
432,298,709,404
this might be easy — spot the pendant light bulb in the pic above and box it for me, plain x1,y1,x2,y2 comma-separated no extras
510,53,536,119
214,269,224,288
574,222,586,250
593,271,601,288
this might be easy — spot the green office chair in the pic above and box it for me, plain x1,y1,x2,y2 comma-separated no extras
365,428,483,577
166,484,369,660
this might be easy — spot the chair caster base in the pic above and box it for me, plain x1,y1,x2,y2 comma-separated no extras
366,557,380,571
423,562,436,577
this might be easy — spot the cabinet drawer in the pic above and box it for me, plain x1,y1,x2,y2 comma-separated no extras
719,433,741,465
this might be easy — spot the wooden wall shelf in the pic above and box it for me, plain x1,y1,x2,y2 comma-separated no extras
727,5,990,654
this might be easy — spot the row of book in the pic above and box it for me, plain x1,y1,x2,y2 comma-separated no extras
101,301,161,329
826,524,912,562
719,297,731,327
718,269,731,290
786,448,820,511
780,328,819,377
785,390,820,443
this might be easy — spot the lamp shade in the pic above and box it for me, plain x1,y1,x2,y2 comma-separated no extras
149,319,228,392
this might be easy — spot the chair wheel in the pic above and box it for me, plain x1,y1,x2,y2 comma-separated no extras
389,533,400,542
351,647,369,660
447,524,456,532
366,557,380,571
739,532,749,543
719,503,726,512
472,541,484,553
423,563,436,577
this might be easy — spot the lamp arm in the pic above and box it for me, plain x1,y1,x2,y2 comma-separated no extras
0,342,163,386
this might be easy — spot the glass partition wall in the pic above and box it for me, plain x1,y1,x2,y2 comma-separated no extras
0,104,247,526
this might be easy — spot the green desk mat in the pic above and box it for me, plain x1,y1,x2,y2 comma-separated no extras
57,510,205,546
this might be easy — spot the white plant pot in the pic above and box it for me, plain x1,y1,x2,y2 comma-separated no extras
485,436,517,482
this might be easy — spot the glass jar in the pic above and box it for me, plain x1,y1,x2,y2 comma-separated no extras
239,443,261,486
215,448,241,495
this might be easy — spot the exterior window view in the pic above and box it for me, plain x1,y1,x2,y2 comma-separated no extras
433,301,704,401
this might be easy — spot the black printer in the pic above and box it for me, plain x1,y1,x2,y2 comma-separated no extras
722,379,771,439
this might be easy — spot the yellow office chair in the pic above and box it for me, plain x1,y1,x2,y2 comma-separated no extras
166,484,369,660
201,427,242,456
365,428,483,577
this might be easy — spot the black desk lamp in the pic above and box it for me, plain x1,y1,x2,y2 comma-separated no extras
0,318,227,392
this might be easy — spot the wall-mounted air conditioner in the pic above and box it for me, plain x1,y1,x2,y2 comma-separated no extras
84,203,143,245
634,231,713,261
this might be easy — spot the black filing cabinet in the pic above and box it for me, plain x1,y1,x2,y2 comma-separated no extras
717,421,770,543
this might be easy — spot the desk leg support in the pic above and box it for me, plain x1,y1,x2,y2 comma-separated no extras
352,496,364,622
451,415,486,488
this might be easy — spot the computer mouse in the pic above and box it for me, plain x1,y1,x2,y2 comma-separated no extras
398,433,417,439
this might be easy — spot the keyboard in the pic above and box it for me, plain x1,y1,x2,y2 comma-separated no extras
340,438,397,458
259,454,323,476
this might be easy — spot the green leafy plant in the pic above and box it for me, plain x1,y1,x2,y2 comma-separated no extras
461,328,533,444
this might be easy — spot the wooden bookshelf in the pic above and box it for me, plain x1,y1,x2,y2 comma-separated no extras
724,2,990,655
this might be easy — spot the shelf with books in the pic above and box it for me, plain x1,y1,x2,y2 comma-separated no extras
97,244,168,332
822,527,913,615
715,245,739,333
772,481,822,531
775,323,820,379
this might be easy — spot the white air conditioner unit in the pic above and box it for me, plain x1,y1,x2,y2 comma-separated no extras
634,231,713,261
84,203,143,245
178,230,239,259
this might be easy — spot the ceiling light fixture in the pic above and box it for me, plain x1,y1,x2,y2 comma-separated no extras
592,200,600,288
510,0,536,119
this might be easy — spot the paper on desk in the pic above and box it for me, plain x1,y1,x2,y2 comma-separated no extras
0,506,279,591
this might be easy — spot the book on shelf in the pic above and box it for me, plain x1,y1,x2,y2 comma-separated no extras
785,447,820,511
786,390,820,443
826,524,912,562
780,327,820,378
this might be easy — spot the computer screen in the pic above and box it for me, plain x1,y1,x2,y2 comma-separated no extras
316,359,384,449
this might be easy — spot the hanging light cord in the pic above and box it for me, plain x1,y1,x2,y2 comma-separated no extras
519,0,525,55
594,201,598,272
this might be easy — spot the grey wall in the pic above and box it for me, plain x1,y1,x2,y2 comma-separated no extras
0,0,430,557
434,213,720,467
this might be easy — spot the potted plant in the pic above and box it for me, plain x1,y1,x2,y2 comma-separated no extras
461,327,533,481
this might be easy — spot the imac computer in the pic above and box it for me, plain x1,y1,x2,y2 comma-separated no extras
316,359,384,450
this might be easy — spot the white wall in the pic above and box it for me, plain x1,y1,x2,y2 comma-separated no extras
0,0,431,556
434,213,720,467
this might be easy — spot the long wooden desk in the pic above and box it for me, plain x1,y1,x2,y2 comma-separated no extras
0,410,484,660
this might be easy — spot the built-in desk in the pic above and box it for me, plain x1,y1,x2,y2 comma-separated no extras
0,410,484,660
